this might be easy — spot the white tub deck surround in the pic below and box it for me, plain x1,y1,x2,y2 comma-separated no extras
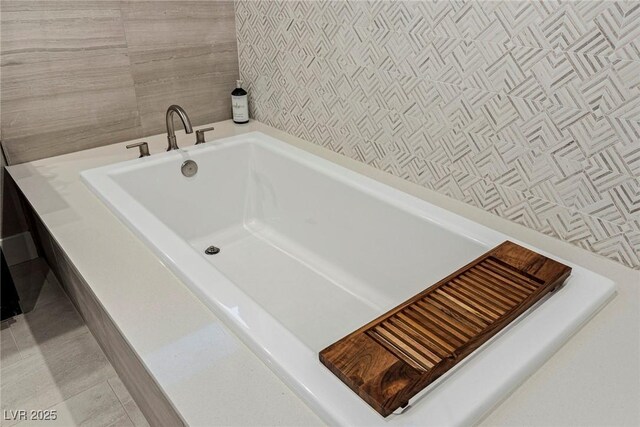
81,131,615,426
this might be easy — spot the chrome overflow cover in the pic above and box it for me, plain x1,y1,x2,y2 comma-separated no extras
205,246,220,255
181,160,198,177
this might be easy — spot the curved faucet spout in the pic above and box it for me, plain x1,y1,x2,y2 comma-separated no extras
166,105,193,151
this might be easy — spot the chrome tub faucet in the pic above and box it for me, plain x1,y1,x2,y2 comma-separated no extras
166,105,193,151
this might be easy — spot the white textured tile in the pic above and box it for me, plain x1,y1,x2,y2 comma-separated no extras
236,0,640,269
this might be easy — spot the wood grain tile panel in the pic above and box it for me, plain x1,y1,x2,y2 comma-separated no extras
38,381,134,427
130,45,238,135
121,1,237,48
0,332,117,427
0,2,142,164
1,152,29,237
0,1,122,12
0,326,22,369
123,0,239,135
108,376,151,427
0,0,239,164
0,7,127,65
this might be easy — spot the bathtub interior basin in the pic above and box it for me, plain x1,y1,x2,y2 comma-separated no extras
106,140,488,351
81,131,616,426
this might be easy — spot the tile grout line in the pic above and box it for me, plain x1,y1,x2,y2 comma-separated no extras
9,380,114,427
106,379,136,427
117,0,145,139
6,326,24,363
2,260,128,425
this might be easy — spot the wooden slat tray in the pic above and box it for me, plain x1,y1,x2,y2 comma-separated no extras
319,241,572,417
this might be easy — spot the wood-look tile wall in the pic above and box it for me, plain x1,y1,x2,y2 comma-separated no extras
0,0,239,165
1,150,28,238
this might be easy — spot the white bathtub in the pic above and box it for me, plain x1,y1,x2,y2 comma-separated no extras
82,131,615,426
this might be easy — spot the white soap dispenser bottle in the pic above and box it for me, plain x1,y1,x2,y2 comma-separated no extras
231,80,249,124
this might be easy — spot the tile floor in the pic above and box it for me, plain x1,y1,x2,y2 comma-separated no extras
1,258,148,427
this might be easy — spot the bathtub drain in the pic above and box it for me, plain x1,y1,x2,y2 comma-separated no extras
205,245,220,255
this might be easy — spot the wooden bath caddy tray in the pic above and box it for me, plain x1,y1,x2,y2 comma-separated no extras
319,241,571,417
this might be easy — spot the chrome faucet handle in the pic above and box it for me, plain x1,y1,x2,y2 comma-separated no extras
126,142,150,158
195,127,215,144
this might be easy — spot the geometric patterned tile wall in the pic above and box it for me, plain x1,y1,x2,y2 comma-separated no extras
235,0,640,269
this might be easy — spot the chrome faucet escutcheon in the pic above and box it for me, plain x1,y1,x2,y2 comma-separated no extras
166,105,193,151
